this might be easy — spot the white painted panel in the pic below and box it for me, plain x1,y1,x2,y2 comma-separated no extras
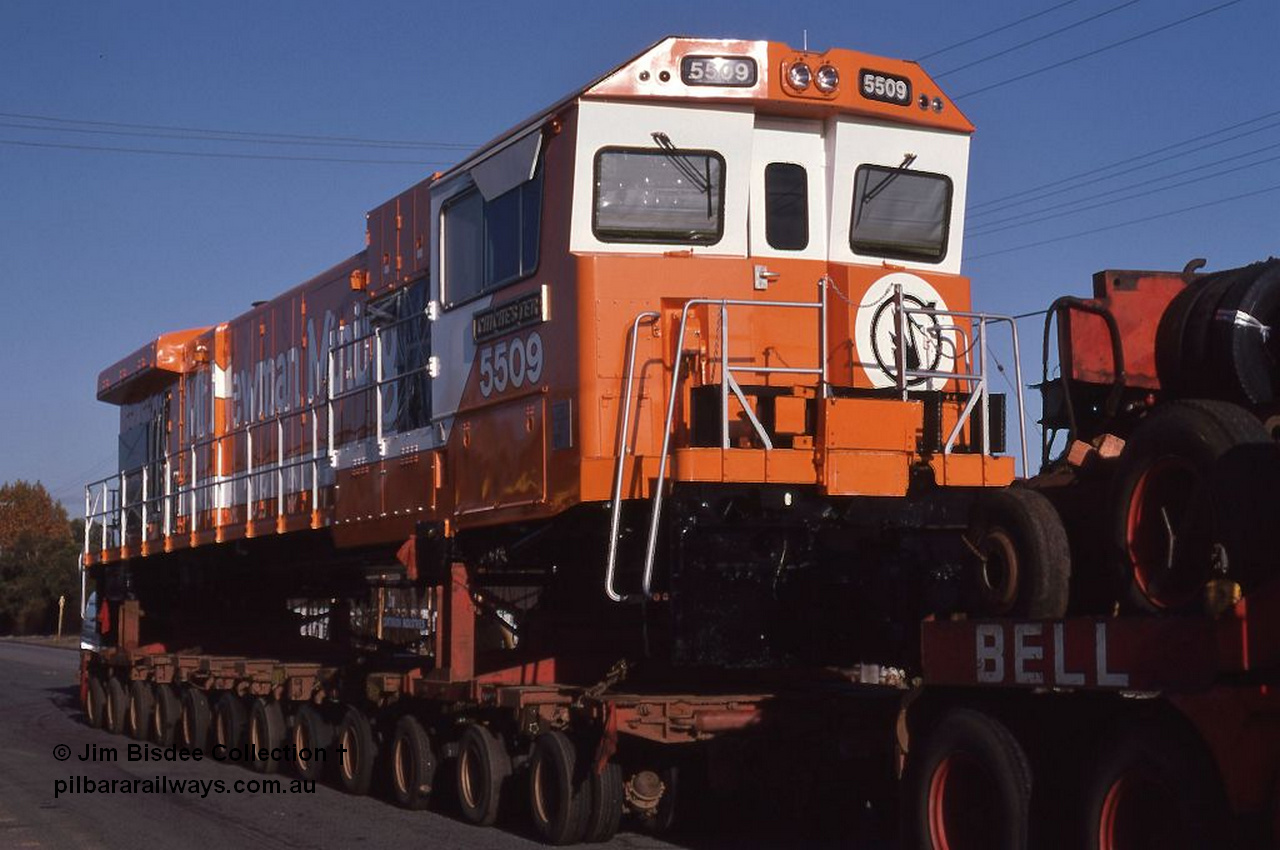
827,117,969,275
748,117,827,261
571,100,754,257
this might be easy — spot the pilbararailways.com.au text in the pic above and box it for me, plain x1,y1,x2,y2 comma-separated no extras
52,742,340,798
55,775,317,798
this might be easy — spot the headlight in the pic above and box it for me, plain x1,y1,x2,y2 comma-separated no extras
787,62,812,91
814,64,839,93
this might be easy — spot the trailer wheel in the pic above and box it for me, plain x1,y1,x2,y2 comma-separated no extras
248,699,287,774
336,707,377,795
1111,399,1269,612
389,714,437,810
151,683,181,746
179,687,212,750
456,724,512,827
104,677,128,734
965,487,1070,618
86,675,106,729
904,708,1031,850
292,704,333,782
583,761,624,843
528,731,591,845
1080,721,1226,850
214,693,249,755
127,680,154,741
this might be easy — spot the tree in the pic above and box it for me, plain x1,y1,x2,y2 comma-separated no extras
0,481,81,635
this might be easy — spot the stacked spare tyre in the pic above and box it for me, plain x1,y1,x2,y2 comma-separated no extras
1105,258,1280,613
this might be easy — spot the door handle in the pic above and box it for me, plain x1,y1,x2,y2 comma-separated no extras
753,264,780,291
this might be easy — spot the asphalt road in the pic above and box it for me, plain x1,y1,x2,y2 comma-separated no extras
0,641,870,850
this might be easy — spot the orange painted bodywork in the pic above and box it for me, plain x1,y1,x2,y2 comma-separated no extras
87,36,1011,568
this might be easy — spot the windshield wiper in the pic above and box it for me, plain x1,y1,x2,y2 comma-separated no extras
856,153,918,227
651,131,714,219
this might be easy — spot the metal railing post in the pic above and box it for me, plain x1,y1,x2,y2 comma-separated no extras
190,446,197,531
894,283,907,400
375,327,384,452
83,486,90,556
311,410,319,511
246,428,254,520
720,301,730,449
978,319,990,457
118,470,126,544
163,457,172,537
141,466,148,543
1008,319,1029,478
277,418,285,520
100,482,108,552
819,278,829,399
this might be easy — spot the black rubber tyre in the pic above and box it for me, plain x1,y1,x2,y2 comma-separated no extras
127,680,155,741
151,683,181,746
1110,399,1269,612
456,724,512,827
292,703,334,782
903,708,1032,850
583,761,624,843
248,699,287,774
179,687,212,750
1155,281,1204,397
213,693,249,758
86,676,106,729
104,677,128,734
528,731,591,845
1208,260,1280,405
390,714,437,810
1177,269,1252,399
336,706,377,795
965,487,1071,618
1079,719,1227,850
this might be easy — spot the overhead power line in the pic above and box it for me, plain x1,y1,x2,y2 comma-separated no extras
0,137,451,166
918,0,1083,60
953,0,1245,100
966,181,1280,260
969,131,1280,228
0,110,476,151
968,148,1280,237
934,0,1140,78
0,119,467,153
969,108,1280,211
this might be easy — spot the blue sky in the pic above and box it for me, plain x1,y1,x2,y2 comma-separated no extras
1,0,1274,510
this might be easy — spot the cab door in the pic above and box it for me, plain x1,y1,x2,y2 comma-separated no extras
748,117,828,263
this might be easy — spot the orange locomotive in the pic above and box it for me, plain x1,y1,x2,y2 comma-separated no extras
84,38,1048,674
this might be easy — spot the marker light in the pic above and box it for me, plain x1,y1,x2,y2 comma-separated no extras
787,62,812,91
932,97,944,113
814,64,839,93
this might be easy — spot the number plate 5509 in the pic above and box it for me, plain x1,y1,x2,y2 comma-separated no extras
478,331,544,398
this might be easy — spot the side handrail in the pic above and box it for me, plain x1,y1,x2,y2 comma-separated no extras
604,311,660,603
638,286,828,600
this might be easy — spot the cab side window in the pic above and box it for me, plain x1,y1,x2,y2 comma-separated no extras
442,167,543,308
